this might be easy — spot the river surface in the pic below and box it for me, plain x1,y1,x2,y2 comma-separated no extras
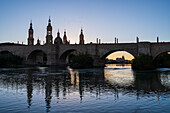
0,64,170,113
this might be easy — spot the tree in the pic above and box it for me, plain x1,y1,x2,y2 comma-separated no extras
132,54,155,70
70,53,93,68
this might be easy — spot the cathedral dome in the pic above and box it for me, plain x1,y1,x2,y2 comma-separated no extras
54,30,62,44
54,36,62,44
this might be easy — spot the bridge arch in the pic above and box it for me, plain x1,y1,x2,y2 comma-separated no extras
27,50,47,65
0,50,16,56
154,51,170,60
59,49,80,64
0,50,13,54
99,50,136,66
154,51,170,68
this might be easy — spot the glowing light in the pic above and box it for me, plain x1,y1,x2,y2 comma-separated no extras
107,51,134,60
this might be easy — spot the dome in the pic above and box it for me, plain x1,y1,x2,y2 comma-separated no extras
54,36,62,44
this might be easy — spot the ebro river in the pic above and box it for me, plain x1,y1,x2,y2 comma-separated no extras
0,64,170,113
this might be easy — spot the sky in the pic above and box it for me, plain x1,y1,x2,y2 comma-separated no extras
0,0,170,59
108,51,134,60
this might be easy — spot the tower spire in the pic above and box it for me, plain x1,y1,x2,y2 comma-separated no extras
79,28,84,44
46,17,53,44
28,20,34,45
64,29,66,35
36,37,40,45
57,29,60,37
63,29,68,44
49,16,51,23
81,27,83,34
30,20,32,29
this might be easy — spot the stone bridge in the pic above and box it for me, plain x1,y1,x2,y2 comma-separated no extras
0,42,170,67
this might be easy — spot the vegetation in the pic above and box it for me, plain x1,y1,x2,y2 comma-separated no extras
70,53,93,68
132,54,156,70
0,52,23,67
154,53,170,68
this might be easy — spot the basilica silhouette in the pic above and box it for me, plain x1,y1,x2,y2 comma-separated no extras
28,17,85,45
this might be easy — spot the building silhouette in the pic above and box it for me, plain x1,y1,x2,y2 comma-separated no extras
46,17,53,44
79,29,84,44
28,21,34,45
36,38,40,45
1,17,169,67
28,18,85,45
63,30,69,45
54,30,62,44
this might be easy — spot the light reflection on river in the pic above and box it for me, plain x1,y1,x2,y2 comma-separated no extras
0,65,170,113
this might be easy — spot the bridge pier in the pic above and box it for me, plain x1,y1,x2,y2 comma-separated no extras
92,56,105,67
46,52,57,65
138,42,151,55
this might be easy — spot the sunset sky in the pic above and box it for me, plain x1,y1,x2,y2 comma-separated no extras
107,51,134,60
0,0,170,59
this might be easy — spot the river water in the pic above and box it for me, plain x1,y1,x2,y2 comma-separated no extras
0,64,170,113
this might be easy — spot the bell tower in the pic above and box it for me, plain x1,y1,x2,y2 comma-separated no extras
27,21,34,45
46,17,53,44
63,30,68,44
79,28,84,44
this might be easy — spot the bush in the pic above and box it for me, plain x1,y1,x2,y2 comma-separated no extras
70,53,93,68
132,54,156,70
0,52,23,67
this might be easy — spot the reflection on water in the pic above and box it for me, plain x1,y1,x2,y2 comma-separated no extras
0,65,170,112
104,66,134,87
105,64,132,68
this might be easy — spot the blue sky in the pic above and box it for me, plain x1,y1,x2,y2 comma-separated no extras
0,0,170,44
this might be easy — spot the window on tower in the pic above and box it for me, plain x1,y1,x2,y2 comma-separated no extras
48,31,51,35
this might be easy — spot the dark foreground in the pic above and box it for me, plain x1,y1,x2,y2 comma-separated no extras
0,64,170,113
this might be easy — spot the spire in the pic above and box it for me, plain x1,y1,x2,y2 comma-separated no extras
57,29,60,37
49,16,51,23
28,20,34,45
63,29,68,44
48,16,51,27
81,28,83,34
64,29,66,35
30,20,32,29
47,17,52,33
37,38,40,45
46,17,53,44
79,28,84,44
30,20,32,25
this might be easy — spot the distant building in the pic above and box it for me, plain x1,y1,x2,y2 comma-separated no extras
116,56,125,62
